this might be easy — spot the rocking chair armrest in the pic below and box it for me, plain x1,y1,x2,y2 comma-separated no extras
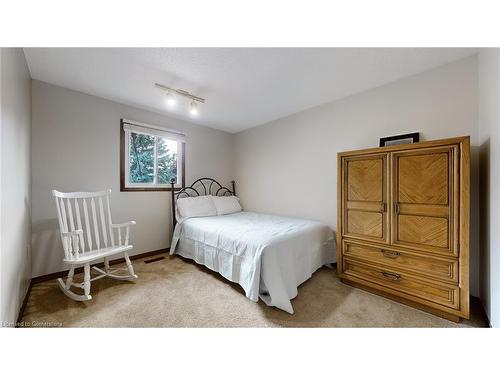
111,221,136,228
61,229,84,237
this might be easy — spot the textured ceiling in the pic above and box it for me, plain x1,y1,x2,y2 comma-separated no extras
24,48,477,133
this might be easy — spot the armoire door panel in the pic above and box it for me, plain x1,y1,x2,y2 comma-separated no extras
347,158,383,201
391,145,458,256
398,215,449,249
398,152,449,205
347,211,383,238
343,154,388,243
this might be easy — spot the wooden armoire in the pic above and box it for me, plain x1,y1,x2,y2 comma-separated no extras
337,136,470,322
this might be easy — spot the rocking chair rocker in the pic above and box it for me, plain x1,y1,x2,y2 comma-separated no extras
52,189,138,301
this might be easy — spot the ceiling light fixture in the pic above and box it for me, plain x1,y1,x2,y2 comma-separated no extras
155,83,205,116
189,101,198,116
165,90,176,107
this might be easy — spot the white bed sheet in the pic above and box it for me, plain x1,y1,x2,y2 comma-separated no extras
170,211,336,314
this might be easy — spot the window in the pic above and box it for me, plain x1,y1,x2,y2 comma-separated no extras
120,119,185,191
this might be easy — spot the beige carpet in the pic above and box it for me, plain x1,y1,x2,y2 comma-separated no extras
21,253,487,328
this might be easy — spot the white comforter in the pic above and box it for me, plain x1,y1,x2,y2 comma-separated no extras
170,211,336,314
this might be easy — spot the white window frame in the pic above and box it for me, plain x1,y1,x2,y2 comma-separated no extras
122,119,185,190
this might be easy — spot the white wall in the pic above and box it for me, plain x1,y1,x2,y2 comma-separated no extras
478,49,500,327
234,56,480,296
0,48,32,325
31,80,233,277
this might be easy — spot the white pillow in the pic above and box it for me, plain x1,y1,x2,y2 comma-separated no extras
177,195,217,219
213,196,242,215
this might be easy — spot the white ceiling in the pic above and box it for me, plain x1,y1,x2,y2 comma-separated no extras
24,48,477,133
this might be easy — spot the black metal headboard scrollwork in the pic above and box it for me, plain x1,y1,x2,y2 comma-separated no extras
170,178,235,227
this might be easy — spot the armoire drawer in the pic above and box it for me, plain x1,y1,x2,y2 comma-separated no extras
342,258,459,309
342,240,458,283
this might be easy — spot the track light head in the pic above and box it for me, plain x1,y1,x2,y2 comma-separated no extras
189,101,198,116
165,91,176,107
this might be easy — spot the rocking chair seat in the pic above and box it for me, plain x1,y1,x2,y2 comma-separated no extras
63,245,133,265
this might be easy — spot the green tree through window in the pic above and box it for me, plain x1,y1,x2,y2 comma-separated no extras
157,137,178,184
129,132,177,184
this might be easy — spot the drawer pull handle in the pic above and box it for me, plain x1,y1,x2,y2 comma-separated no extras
382,271,401,281
381,249,400,259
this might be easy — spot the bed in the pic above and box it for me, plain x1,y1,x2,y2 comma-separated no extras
169,178,336,314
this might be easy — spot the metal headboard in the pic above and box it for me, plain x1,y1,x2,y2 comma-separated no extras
170,178,235,227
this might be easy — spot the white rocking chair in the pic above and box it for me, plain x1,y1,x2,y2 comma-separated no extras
52,189,138,301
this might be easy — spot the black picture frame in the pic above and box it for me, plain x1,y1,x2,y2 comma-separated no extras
379,132,419,147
